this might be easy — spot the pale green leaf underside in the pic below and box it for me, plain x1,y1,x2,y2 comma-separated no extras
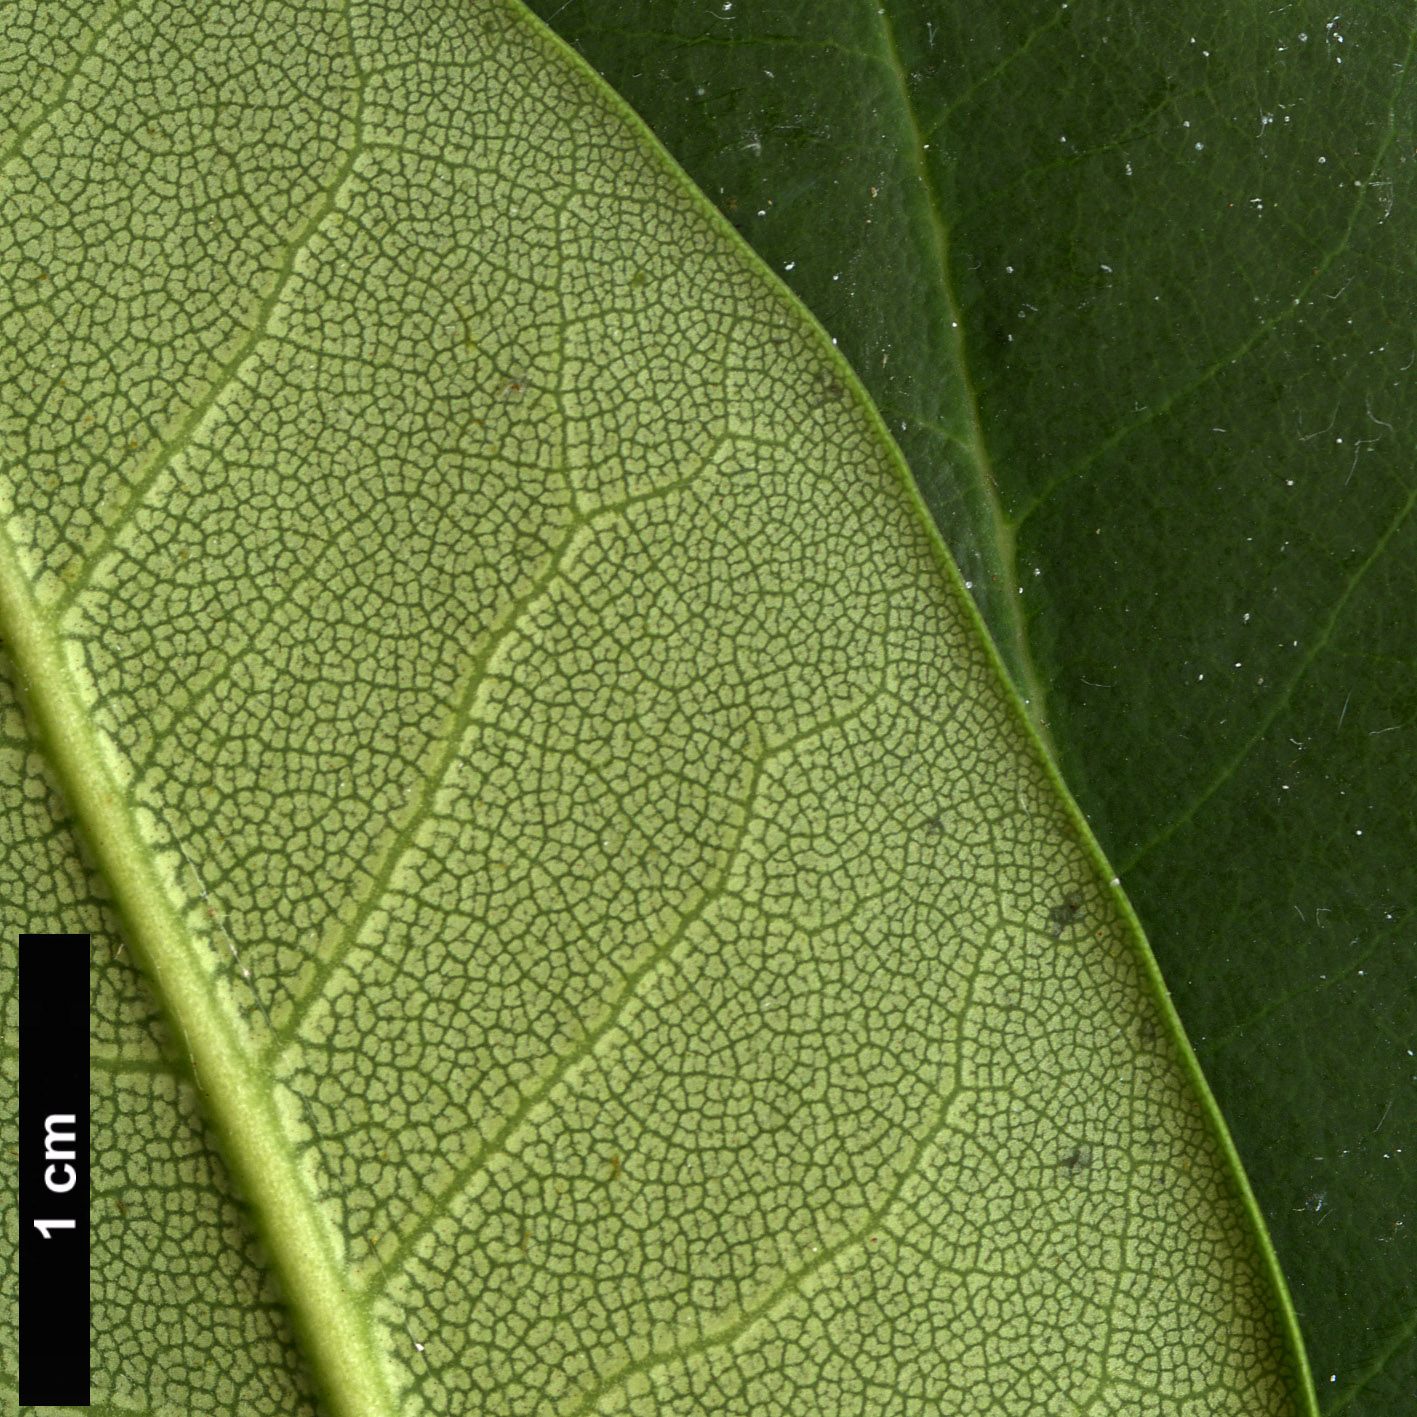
0,2,1307,1414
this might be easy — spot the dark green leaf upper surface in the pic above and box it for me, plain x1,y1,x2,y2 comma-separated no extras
524,2,1417,1411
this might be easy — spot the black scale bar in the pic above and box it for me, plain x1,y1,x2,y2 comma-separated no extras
18,933,91,1406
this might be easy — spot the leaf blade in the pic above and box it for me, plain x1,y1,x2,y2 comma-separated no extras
520,1,1417,1405
1,0,1313,1411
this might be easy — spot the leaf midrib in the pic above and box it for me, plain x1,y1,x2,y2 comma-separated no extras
867,6,1055,750
0,8,397,1411
0,531,397,1417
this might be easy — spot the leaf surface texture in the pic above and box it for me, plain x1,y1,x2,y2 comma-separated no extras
0,2,1310,1413
520,2,1417,1407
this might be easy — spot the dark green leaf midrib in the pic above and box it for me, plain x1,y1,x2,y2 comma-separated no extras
869,5,1055,747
